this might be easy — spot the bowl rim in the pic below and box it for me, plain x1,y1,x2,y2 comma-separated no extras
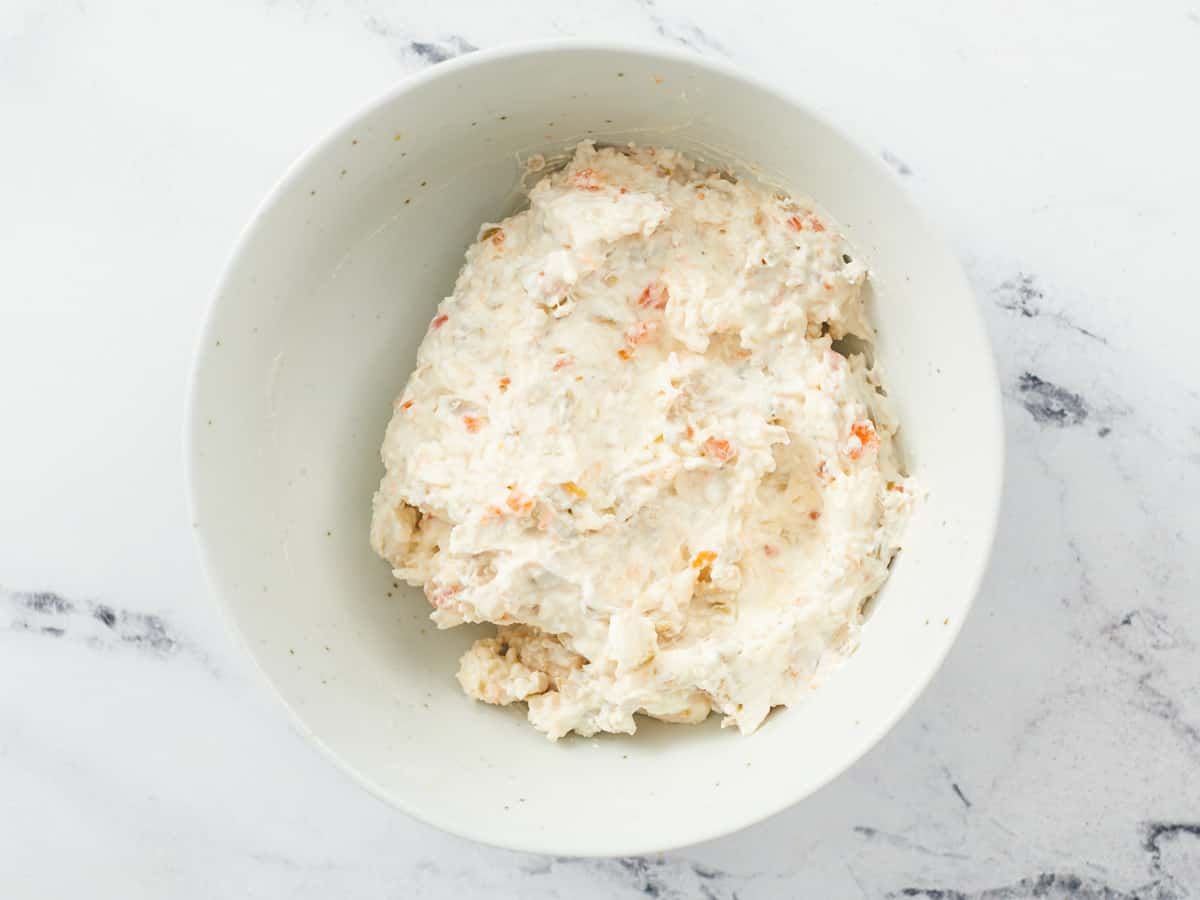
185,37,1006,857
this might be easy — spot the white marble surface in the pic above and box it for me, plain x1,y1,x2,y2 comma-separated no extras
3,1,1198,896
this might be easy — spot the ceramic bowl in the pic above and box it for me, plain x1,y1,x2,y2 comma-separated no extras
187,40,1003,856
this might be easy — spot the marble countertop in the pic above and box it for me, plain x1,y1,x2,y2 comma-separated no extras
3,1,1198,896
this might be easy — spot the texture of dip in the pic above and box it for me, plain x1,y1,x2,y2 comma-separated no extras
370,142,915,740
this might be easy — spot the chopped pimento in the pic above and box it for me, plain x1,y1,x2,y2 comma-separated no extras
573,167,603,191
426,584,461,609
626,320,658,346
847,420,879,460
506,490,534,513
703,436,736,463
788,213,826,233
691,550,717,569
562,481,588,499
637,282,669,310
432,314,448,329
463,416,486,433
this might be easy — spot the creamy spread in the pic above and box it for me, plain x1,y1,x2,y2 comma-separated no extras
370,142,915,740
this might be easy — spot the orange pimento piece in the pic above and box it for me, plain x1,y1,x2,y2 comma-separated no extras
506,490,534,513
463,416,486,433
703,436,736,463
691,550,717,569
400,400,414,410
498,376,511,392
553,355,574,371
763,544,779,557
809,510,821,521
562,481,588,499
426,584,461,609
573,168,603,191
617,348,632,360
847,420,879,460
432,313,448,329
637,281,669,310
626,320,658,346
788,213,826,232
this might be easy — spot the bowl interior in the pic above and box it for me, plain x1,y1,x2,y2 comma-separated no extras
189,44,1002,856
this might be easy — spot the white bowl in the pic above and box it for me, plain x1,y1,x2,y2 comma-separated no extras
187,40,1003,856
